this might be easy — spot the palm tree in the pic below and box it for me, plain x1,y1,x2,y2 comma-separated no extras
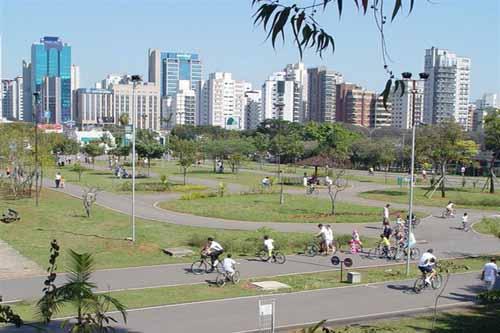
37,250,127,332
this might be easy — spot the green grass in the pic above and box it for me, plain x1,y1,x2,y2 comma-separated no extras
10,256,487,322
473,218,500,238
0,189,365,270
45,165,207,193
359,187,500,210
160,193,416,224
317,306,500,333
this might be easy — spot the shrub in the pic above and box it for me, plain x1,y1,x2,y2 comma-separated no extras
477,290,500,304
180,192,217,200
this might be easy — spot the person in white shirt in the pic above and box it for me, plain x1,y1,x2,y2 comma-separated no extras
204,237,224,271
303,173,308,187
263,235,274,258
418,249,437,284
383,204,390,225
325,225,334,254
445,201,455,217
222,254,236,277
316,224,328,254
261,176,271,189
325,176,333,187
482,258,498,291
462,212,469,231
55,172,62,188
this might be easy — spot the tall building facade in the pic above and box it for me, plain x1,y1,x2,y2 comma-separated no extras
307,67,344,123
262,72,300,122
336,83,372,127
1,77,24,120
284,63,308,122
391,79,424,129
111,81,161,131
244,90,262,130
22,61,32,121
40,77,61,123
27,36,72,123
371,96,392,128
73,88,114,127
202,72,250,130
164,80,197,129
148,50,203,97
423,47,471,128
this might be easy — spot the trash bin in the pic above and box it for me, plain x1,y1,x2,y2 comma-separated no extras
347,272,361,284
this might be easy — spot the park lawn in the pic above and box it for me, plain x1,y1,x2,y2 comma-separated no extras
473,218,500,238
359,187,500,210
317,306,500,333
0,190,352,270
160,193,409,224
44,165,207,193
10,256,487,322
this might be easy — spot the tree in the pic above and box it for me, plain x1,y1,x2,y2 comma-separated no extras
203,139,226,173
109,144,131,162
119,113,129,126
327,169,349,215
376,139,397,183
82,142,104,166
484,109,500,193
225,138,255,173
70,163,87,182
136,130,165,176
37,249,127,332
170,139,198,185
417,121,478,198
52,136,80,155
270,133,304,164
253,132,270,169
252,0,419,106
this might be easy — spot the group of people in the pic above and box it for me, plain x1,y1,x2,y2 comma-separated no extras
316,224,336,254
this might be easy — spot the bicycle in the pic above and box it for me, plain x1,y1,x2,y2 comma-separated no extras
215,270,241,287
306,185,319,195
368,242,394,259
258,249,286,264
441,209,456,219
391,244,420,261
304,238,338,257
413,270,443,293
191,253,223,275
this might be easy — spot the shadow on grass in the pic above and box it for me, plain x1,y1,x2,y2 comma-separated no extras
34,227,127,242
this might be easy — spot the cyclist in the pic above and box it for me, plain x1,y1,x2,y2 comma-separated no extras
263,235,274,258
380,234,391,258
418,249,437,285
350,229,362,253
445,201,455,217
383,224,393,239
204,237,224,271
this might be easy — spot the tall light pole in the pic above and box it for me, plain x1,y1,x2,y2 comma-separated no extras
403,71,428,276
274,103,285,205
33,92,40,207
130,75,142,242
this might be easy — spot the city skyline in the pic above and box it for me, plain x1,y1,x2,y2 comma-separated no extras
1,0,498,99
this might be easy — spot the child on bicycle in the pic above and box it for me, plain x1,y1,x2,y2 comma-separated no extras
380,234,391,258
349,229,362,253
222,254,236,277
263,235,274,258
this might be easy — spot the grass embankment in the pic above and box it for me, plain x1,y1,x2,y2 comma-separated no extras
473,218,500,238
45,165,206,193
313,306,500,333
359,187,500,210
10,256,488,322
160,193,397,224
0,190,373,270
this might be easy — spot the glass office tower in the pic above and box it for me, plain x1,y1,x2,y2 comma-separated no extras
160,52,202,97
31,36,71,123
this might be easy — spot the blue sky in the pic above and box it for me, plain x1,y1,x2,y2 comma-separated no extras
1,0,499,99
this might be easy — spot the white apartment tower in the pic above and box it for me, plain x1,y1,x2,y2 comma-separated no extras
391,79,424,129
203,72,250,130
423,47,471,128
262,72,300,122
307,67,344,122
165,80,197,129
284,62,308,122
1,77,24,120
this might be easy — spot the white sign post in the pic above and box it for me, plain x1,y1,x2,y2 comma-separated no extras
259,299,276,333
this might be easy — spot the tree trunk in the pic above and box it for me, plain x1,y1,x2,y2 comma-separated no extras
183,168,187,185
213,159,217,173
490,153,498,194
148,158,151,177
440,163,446,198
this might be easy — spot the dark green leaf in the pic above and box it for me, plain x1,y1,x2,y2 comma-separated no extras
290,16,303,59
380,79,393,109
391,0,403,21
409,0,415,13
337,0,343,17
399,79,406,97
362,0,369,13
271,7,291,48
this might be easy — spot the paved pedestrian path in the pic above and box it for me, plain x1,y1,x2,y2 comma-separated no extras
0,239,42,280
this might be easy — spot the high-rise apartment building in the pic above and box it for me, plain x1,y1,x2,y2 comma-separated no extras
111,81,161,131
371,96,392,128
71,65,80,91
391,79,424,129
244,90,262,130
201,72,250,130
307,67,344,123
284,63,308,122
1,77,24,120
40,77,61,124
164,80,197,129
26,36,72,123
148,49,203,97
475,93,499,109
262,72,300,122
423,47,471,128
73,88,114,127
22,61,32,121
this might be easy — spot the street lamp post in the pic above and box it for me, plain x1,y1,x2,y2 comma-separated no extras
130,75,142,243
274,103,285,205
402,72,428,276
33,92,40,207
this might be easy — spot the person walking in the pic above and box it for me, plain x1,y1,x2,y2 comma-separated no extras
55,172,62,188
383,204,391,226
481,258,498,291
